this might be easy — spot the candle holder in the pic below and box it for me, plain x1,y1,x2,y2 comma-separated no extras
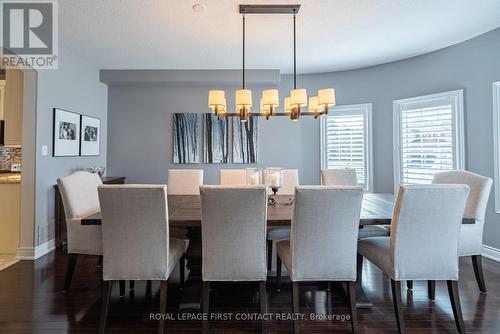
265,167,283,207
246,168,262,186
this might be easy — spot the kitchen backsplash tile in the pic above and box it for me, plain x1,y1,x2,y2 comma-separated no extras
0,147,22,171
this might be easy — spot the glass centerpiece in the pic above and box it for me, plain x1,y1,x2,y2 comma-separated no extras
264,167,283,206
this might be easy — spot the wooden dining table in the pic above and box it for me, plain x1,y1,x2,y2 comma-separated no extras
81,193,474,309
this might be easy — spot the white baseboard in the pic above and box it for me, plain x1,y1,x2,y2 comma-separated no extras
16,239,56,260
482,244,500,263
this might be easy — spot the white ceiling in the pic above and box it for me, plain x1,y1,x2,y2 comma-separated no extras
60,0,500,73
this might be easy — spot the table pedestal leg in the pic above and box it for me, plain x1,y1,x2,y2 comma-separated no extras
179,227,203,310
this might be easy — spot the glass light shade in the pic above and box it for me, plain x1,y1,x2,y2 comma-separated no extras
235,89,252,107
246,168,262,185
318,88,336,107
308,96,319,112
284,96,291,113
208,90,225,107
290,88,307,107
262,89,279,107
265,167,283,189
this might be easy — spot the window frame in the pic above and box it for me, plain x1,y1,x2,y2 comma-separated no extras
320,103,373,192
492,81,500,213
393,90,465,194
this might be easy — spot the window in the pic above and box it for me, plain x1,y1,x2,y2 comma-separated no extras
321,103,373,191
393,90,464,192
493,81,500,213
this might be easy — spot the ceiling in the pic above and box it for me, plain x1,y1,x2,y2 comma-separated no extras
60,0,500,73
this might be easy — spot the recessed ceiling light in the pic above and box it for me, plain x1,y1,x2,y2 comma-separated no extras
192,4,207,12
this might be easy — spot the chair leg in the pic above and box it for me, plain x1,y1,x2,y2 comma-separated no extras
428,280,435,300
97,255,103,268
129,281,135,290
292,282,299,334
202,281,210,334
471,255,487,293
406,280,413,290
159,281,167,334
62,253,78,293
179,255,186,290
267,240,273,271
356,254,363,283
390,279,405,334
119,281,126,297
99,281,113,334
276,255,282,292
346,281,358,334
447,280,466,334
259,281,268,334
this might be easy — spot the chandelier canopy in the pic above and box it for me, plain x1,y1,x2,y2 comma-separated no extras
208,4,336,122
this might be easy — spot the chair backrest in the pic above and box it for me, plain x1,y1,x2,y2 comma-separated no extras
321,169,358,186
290,186,363,281
200,185,268,281
262,169,299,195
219,169,247,185
167,169,203,195
390,184,469,281
98,185,170,280
57,171,103,219
432,170,492,221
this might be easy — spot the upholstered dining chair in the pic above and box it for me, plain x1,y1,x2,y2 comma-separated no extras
321,169,389,239
263,169,300,270
432,170,493,294
98,185,188,334
275,186,364,334
57,171,103,292
219,169,247,185
200,185,268,334
321,168,358,186
167,169,204,195
358,185,470,334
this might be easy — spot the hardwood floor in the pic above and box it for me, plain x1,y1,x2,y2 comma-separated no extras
1,250,500,333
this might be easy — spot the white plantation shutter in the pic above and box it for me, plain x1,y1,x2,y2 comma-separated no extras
321,104,372,191
394,90,464,188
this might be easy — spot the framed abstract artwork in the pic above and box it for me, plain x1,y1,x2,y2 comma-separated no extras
80,115,101,156
232,117,258,163
203,113,229,163
172,113,200,163
53,108,80,157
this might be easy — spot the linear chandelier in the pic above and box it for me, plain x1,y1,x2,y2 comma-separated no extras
208,4,336,122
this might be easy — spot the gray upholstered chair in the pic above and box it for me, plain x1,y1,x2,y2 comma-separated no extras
432,170,493,294
321,168,358,186
98,185,188,334
276,186,364,334
167,169,204,195
321,169,389,239
219,169,247,185
200,185,268,334
264,169,300,270
57,171,103,292
358,185,470,334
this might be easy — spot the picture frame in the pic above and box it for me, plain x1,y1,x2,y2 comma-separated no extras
80,115,101,156
53,108,81,157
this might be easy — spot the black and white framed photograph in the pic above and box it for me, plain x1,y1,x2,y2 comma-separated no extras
80,115,101,156
53,108,81,157
203,113,229,163
233,117,259,163
172,113,200,163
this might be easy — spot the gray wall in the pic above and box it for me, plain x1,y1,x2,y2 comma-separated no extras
35,47,108,246
106,28,500,249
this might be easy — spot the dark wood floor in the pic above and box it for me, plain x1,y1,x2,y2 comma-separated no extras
1,250,500,333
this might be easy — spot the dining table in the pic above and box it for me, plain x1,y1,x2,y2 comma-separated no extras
81,193,474,309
